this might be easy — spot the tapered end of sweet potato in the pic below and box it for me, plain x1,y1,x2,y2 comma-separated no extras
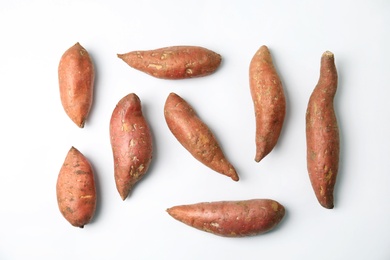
166,206,190,227
117,53,126,60
76,118,85,128
227,168,239,181
254,152,265,163
322,203,334,209
117,52,139,70
322,50,334,58
166,207,178,217
318,196,334,209
318,51,337,86
254,141,273,163
115,175,134,201
119,189,130,201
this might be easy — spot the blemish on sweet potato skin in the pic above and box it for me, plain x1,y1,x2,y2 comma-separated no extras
56,146,96,228
167,199,285,237
117,46,221,79
164,92,239,181
249,45,286,163
58,42,95,128
110,93,153,200
306,51,339,209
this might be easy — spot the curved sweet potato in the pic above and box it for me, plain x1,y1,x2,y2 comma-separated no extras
117,46,221,79
306,51,339,209
164,92,239,181
58,42,95,128
110,93,153,200
56,146,97,228
167,199,285,237
249,45,286,162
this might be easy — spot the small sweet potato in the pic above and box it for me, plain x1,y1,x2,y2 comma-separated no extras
56,146,96,228
110,93,153,200
58,42,95,128
164,92,238,181
167,199,285,237
249,45,286,162
306,51,339,209
117,46,221,79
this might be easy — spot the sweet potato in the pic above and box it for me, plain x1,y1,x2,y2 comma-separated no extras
167,199,285,237
249,45,286,162
164,92,239,181
56,146,96,228
117,46,221,79
58,42,95,128
110,93,153,200
306,51,339,209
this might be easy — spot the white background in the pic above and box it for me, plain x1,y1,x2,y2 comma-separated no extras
0,0,389,259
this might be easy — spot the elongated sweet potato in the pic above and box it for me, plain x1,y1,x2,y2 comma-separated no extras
58,42,95,128
249,45,286,162
110,93,153,200
56,147,96,228
167,199,285,237
117,46,221,79
306,51,339,209
164,92,239,181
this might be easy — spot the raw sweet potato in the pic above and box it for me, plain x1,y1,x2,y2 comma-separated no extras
164,92,239,181
249,45,286,162
110,93,153,200
167,199,285,237
117,46,221,79
56,146,96,228
306,51,339,209
58,42,95,128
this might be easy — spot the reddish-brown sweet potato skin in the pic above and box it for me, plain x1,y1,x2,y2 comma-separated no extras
110,93,153,200
117,46,222,79
249,45,286,162
58,42,95,128
306,51,339,209
56,147,96,228
167,199,285,237
164,92,239,181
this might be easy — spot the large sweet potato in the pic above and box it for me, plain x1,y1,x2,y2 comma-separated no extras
117,46,221,79
249,45,286,162
58,42,95,128
110,93,153,200
167,199,285,237
306,51,339,209
56,147,97,228
164,92,239,181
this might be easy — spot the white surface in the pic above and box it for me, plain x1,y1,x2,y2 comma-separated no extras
0,0,389,259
